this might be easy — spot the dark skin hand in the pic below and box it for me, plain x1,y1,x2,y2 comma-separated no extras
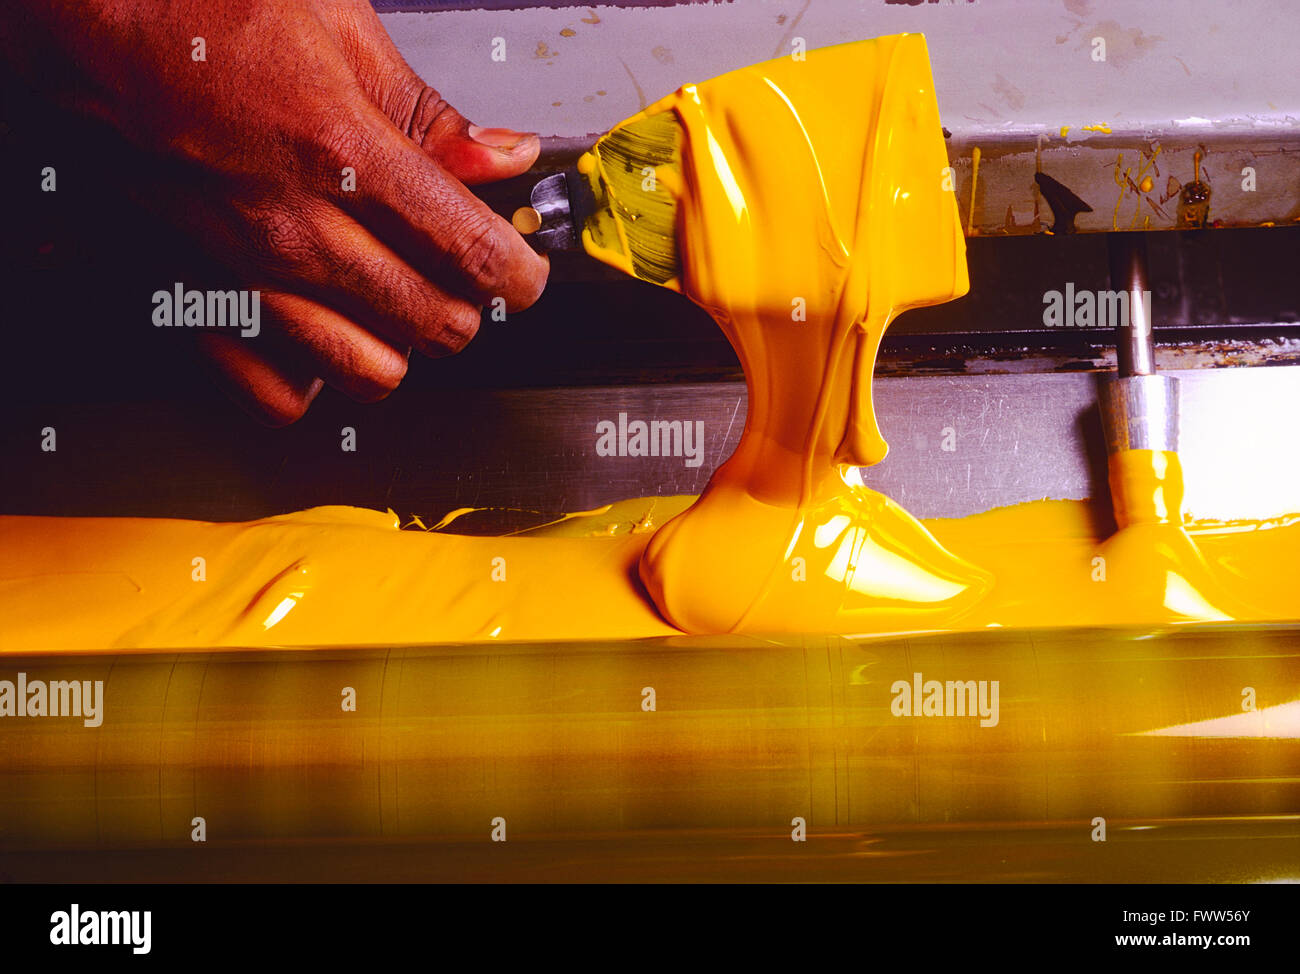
2,0,549,424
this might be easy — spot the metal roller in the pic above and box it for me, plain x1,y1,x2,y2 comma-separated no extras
2,626,1297,881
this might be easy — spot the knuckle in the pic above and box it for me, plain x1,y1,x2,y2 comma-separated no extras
311,115,383,189
313,115,368,169
440,303,481,352
416,301,479,357
241,203,319,268
406,86,454,144
515,260,548,310
356,365,407,402
270,296,408,404
447,215,509,295
258,390,313,428
346,343,409,402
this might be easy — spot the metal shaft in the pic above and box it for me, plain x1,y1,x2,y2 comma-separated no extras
1108,232,1154,377
1099,233,1178,455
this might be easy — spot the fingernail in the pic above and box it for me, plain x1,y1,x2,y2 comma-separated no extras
468,124,534,151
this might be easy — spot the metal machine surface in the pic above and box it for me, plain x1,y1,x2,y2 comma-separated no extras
383,0,1300,235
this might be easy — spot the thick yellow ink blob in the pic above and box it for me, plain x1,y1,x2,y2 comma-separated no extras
0,36,1297,653
627,35,986,632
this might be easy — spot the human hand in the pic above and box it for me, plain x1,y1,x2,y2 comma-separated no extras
4,0,548,423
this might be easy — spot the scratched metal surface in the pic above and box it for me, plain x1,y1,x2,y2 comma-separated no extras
380,0,1300,233
4,366,1297,526
396,365,1300,524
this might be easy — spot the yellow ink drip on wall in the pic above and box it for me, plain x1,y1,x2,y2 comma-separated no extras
1,36,1298,652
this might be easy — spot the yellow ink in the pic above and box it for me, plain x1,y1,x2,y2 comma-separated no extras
1130,145,1162,227
1112,152,1127,230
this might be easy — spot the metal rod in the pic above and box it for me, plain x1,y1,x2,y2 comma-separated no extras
1108,232,1155,377
1100,232,1178,456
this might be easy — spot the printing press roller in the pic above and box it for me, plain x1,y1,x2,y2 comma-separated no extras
2,625,1297,882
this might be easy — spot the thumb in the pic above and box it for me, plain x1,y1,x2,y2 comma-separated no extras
418,108,542,186
328,0,540,185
